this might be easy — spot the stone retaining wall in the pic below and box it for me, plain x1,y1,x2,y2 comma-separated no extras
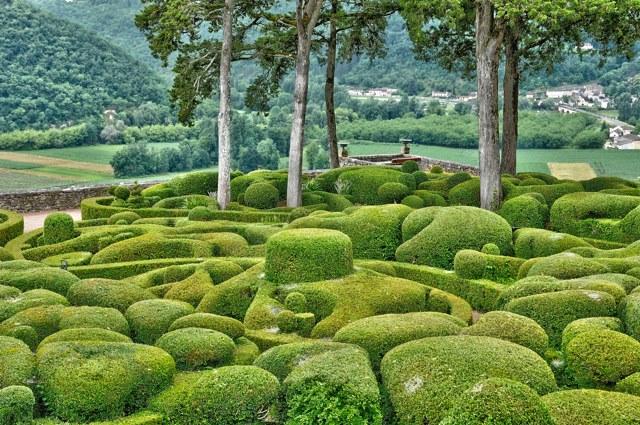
0,182,158,213
340,154,479,175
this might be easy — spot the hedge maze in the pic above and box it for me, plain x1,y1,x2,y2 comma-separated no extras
1,163,640,424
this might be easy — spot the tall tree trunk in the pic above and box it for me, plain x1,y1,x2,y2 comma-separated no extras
325,0,340,168
287,0,323,207
501,29,519,176
216,0,233,210
476,0,503,211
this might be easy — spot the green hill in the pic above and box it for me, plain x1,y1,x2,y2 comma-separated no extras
0,0,167,132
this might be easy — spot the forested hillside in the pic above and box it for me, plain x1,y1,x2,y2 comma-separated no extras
0,1,167,132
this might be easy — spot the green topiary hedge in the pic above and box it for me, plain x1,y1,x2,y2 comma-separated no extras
560,316,623,351
396,206,513,269
460,311,549,355
155,327,235,370
283,347,383,424
125,299,195,344
565,329,640,387
439,378,555,425
525,253,611,280
542,389,640,425
333,312,464,369
67,278,156,313
244,182,280,209
43,212,77,245
38,328,132,348
0,336,34,389
335,167,406,204
377,182,410,204
169,171,218,196
149,366,280,425
265,229,353,284
36,341,175,422
514,228,592,259
448,178,480,206
381,335,557,425
0,289,69,322
0,385,35,425
168,312,245,339
504,289,617,347
0,209,24,247
453,249,525,283
499,193,549,229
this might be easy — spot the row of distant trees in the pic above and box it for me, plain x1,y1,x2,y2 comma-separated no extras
135,0,640,210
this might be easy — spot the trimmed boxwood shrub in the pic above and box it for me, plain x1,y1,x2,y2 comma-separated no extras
396,206,513,269
401,160,419,173
155,327,235,370
43,213,77,245
0,209,24,247
0,385,34,425
616,372,640,396
400,195,424,209
504,289,617,347
453,249,524,283
398,173,417,191
169,171,218,196
67,279,156,313
36,341,175,422
336,167,405,204
42,251,93,267
506,182,583,204
499,194,549,229
460,311,549,355
0,336,34,389
412,190,447,206
333,312,464,369
107,212,142,225
0,266,80,295
58,306,130,335
381,335,557,425
38,328,132,348
622,292,640,340
169,312,245,339
448,178,480,206
283,347,383,425
288,204,412,260
560,316,623,351
265,229,353,284
0,289,69,322
149,366,280,425
187,206,217,221
542,389,640,425
439,378,555,425
377,182,410,204
113,186,130,201
244,182,280,209
514,228,592,259
125,299,195,344
565,329,640,387
526,253,610,280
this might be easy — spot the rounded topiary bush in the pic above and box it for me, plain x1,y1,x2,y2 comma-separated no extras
284,292,307,314
0,267,79,296
514,229,592,259
42,212,77,245
396,206,513,269
38,328,132,348
0,385,35,425
0,289,69,322
398,173,417,191
616,372,640,396
283,347,383,424
381,335,557,425
565,329,640,387
41,251,93,267
333,312,464,369
265,229,353,284
561,316,623,351
439,378,555,425
542,389,640,425
504,289,616,347
448,178,480,206
499,194,549,229
401,195,425,209
107,211,141,225
67,279,156,313
36,341,175,422
481,242,501,255
168,313,245,339
170,171,218,196
155,327,235,370
430,165,443,174
125,299,195,344
243,182,279,209
401,160,420,173
453,249,487,280
0,336,34,388
377,182,410,204
113,185,130,201
149,366,280,425
58,306,130,335
413,190,447,206
460,311,549,355
526,253,610,279
188,206,216,221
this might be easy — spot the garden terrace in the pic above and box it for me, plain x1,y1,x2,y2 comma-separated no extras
0,166,640,424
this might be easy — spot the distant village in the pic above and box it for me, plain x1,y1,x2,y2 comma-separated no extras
347,82,640,150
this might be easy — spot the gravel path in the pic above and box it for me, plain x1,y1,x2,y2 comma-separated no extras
22,209,82,232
